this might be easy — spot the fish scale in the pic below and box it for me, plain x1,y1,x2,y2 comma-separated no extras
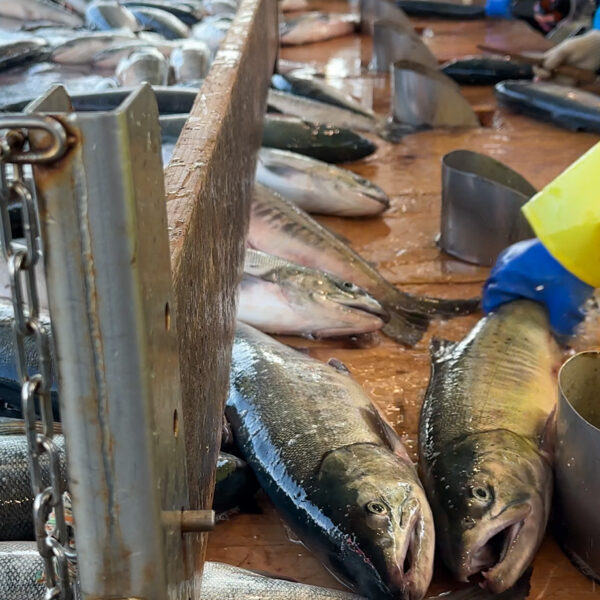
419,300,559,592
227,322,435,599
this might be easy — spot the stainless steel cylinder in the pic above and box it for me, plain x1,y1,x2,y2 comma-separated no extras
392,60,479,128
371,21,437,72
555,351,600,581
440,149,535,265
359,0,413,35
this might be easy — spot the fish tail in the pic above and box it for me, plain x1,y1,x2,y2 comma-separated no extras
381,303,431,346
380,290,480,345
396,290,481,318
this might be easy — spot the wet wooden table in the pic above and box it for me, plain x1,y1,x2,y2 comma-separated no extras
206,8,600,598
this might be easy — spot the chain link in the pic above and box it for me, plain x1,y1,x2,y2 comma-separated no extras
0,116,74,600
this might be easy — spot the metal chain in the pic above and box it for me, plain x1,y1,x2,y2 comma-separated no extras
0,116,74,600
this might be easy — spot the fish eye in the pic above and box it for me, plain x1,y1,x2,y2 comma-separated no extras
471,486,491,502
342,281,355,290
366,501,388,515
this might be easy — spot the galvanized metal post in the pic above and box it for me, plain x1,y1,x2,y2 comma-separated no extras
26,84,202,600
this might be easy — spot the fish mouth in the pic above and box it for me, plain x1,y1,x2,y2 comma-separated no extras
461,503,541,592
385,506,434,600
337,296,390,322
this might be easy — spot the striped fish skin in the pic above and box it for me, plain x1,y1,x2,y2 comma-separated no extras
256,148,390,217
0,542,45,600
0,434,67,540
248,185,479,346
201,562,365,599
419,300,560,593
238,249,387,338
227,323,435,600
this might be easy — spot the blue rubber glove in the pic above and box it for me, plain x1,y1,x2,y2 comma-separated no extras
594,6,600,30
485,0,512,18
483,239,594,337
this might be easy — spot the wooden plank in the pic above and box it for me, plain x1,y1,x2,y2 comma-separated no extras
163,0,278,571
207,6,600,599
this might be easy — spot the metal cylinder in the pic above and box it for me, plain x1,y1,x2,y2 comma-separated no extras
371,21,437,72
440,149,535,265
555,351,600,581
359,0,412,35
392,60,479,128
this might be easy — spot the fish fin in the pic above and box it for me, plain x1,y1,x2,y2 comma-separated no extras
539,406,556,461
429,337,459,363
327,357,352,375
399,291,481,318
370,402,414,463
381,305,430,347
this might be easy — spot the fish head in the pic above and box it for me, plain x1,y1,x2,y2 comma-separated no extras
282,270,389,332
427,430,552,592
315,444,434,599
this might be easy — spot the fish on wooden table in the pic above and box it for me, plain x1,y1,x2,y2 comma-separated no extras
267,90,404,142
272,70,376,120
129,6,190,39
441,56,533,86
495,80,600,133
419,300,559,592
248,185,479,346
238,249,388,338
85,0,141,31
262,114,377,164
50,31,138,64
256,148,390,217
280,12,358,46
227,322,435,599
0,33,49,72
201,562,366,598
267,89,381,134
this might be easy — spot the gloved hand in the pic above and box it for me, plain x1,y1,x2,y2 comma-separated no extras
533,30,600,85
485,0,512,18
483,239,594,337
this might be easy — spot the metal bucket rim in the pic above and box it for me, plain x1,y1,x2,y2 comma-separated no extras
442,149,536,198
559,350,600,435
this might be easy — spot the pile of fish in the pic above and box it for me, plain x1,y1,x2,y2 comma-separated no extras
0,0,240,106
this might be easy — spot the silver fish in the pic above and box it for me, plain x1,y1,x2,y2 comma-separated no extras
419,300,558,592
115,46,169,85
248,185,479,346
227,322,435,599
51,31,137,64
85,0,140,31
201,562,365,599
0,0,83,27
0,34,48,71
267,89,380,134
256,148,389,217
280,12,358,46
238,249,388,337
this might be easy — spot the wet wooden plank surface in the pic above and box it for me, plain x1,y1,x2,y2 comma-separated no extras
164,0,277,572
206,8,600,598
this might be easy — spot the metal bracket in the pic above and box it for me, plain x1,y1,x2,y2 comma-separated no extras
25,84,207,600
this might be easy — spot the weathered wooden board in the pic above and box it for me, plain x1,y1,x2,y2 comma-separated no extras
207,6,600,599
164,0,278,571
